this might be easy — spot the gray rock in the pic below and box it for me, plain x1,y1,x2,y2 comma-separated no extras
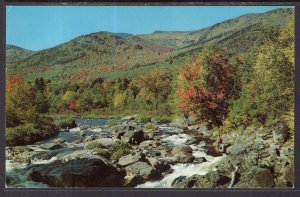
171,145,193,155
217,143,229,153
121,116,135,121
273,130,288,144
188,125,199,131
144,132,154,140
147,157,171,173
235,167,274,188
171,145,194,163
58,149,100,162
173,171,228,188
121,129,145,144
226,138,248,155
118,153,144,167
193,157,207,164
84,136,95,142
85,138,118,149
29,158,125,187
139,140,153,149
284,164,294,187
124,161,160,183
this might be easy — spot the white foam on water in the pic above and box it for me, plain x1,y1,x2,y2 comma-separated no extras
69,127,81,132
136,154,226,188
7,181,49,188
90,128,103,132
31,156,58,165
162,133,192,146
6,160,27,172
159,125,183,133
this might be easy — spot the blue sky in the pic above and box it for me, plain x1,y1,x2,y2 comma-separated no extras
6,6,292,51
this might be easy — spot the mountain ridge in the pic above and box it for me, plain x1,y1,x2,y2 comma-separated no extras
6,8,293,82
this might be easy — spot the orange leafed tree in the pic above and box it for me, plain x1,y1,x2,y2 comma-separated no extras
178,46,236,127
6,75,38,127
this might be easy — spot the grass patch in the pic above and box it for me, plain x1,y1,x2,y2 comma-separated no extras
85,141,110,159
109,141,131,161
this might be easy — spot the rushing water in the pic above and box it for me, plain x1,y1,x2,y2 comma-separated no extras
6,118,225,188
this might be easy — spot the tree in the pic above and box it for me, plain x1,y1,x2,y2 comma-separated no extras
34,77,45,92
136,68,172,111
6,75,38,127
61,91,77,110
228,19,294,128
178,46,236,127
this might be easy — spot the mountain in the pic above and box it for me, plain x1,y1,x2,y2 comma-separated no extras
6,45,36,65
139,8,292,50
7,8,293,82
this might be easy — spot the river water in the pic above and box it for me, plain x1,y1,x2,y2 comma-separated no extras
6,118,225,188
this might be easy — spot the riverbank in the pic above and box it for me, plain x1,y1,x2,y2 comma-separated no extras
5,117,294,188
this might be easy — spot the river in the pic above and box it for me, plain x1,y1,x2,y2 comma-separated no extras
6,118,225,188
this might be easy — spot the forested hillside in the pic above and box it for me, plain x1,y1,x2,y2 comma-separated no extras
6,8,294,145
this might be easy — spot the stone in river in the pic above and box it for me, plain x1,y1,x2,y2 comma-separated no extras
124,161,162,186
118,152,144,167
29,158,125,187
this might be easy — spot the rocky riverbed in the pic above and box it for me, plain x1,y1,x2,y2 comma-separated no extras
5,117,294,188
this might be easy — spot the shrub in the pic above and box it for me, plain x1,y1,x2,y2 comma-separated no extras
144,123,157,130
134,44,143,50
109,141,130,161
6,119,59,146
55,117,77,129
283,107,294,141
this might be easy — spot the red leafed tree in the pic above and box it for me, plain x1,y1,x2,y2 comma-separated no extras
178,46,235,127
69,101,78,111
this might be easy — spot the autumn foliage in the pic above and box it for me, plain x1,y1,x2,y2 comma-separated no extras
178,46,235,126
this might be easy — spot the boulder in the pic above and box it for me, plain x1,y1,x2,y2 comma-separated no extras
171,145,193,155
193,157,207,164
216,143,229,153
118,153,144,167
124,161,161,186
273,129,289,144
144,132,154,140
85,138,118,149
83,136,95,142
173,171,228,188
10,149,53,164
69,127,80,132
29,158,125,187
147,157,171,173
188,125,199,131
121,129,145,144
139,140,153,149
171,145,194,163
235,167,274,188
226,137,248,155
58,149,100,162
121,116,135,121
284,164,294,187
80,130,87,137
